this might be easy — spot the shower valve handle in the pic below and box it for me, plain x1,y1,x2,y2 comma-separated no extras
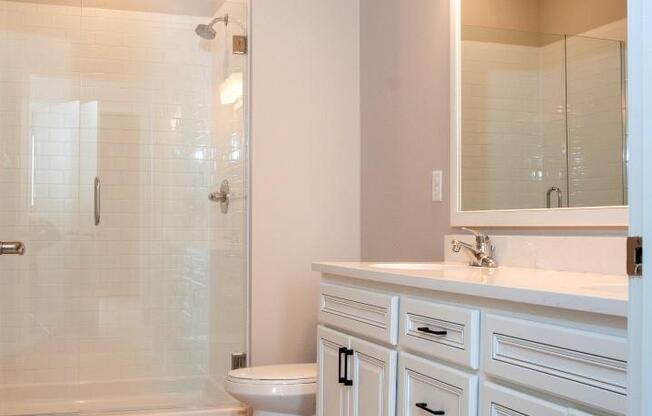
0,241,25,256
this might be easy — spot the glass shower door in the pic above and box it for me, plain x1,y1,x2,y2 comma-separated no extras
0,1,85,413
0,0,249,414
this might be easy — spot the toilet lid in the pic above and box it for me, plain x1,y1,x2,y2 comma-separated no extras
228,363,317,384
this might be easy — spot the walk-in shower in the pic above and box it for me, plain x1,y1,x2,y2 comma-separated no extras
0,1,249,415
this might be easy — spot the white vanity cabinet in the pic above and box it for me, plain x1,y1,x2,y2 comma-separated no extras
317,326,397,416
316,273,627,416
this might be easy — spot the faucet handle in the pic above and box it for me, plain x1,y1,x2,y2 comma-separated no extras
460,227,480,236
459,227,491,245
460,227,487,238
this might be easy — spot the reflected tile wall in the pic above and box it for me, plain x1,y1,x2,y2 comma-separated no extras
0,0,247,411
461,31,625,211
566,36,625,207
462,39,548,211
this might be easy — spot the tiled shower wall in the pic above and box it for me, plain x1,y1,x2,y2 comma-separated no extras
566,36,625,207
461,30,625,211
462,37,546,210
0,0,246,408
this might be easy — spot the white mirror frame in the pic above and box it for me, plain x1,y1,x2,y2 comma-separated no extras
449,0,629,228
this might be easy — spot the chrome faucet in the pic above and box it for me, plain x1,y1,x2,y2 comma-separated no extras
451,227,497,268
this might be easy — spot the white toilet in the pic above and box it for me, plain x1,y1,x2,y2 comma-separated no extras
224,363,317,416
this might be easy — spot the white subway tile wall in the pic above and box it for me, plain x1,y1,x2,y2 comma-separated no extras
461,29,625,211
566,36,625,207
462,37,549,210
0,0,247,413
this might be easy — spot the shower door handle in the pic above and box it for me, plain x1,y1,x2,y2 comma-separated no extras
0,241,25,255
94,177,101,226
546,186,563,208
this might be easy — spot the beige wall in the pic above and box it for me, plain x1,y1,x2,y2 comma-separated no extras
250,0,361,365
360,0,627,263
462,0,541,32
540,0,626,38
462,0,627,38
360,0,453,261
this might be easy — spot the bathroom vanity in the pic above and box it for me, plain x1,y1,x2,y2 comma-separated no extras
313,262,627,416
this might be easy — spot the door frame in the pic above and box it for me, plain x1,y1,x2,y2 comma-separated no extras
627,0,652,414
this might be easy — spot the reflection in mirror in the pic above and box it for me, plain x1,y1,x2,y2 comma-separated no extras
460,0,627,212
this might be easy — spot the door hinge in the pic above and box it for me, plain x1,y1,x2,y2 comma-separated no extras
233,35,248,55
627,236,643,277
231,352,247,370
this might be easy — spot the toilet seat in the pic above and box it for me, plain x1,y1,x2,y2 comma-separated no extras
226,363,317,385
224,363,317,416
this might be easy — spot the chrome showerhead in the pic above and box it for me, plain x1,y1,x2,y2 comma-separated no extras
195,24,217,40
195,14,229,40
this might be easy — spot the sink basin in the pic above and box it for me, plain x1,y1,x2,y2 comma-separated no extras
369,263,465,271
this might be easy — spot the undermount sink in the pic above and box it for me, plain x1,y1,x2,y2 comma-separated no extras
369,262,465,271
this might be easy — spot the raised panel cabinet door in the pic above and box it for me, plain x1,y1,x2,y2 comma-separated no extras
318,326,351,416
482,313,626,415
350,336,398,416
398,352,478,416
480,381,568,416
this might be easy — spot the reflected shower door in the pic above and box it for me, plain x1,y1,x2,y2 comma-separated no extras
566,35,627,207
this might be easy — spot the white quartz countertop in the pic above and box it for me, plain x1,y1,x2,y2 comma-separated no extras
312,262,629,317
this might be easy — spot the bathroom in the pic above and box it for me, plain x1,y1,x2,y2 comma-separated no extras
0,0,650,415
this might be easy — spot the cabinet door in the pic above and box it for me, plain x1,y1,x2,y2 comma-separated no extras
480,381,569,416
398,352,477,416
318,326,351,416
350,336,397,416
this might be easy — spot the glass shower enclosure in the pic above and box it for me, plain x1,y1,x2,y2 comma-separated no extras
0,0,249,414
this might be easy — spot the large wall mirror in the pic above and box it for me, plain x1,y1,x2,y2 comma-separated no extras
451,0,629,227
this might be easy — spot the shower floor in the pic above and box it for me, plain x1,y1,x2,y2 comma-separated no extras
0,378,244,416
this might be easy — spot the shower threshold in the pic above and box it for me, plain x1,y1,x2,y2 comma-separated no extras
0,378,245,416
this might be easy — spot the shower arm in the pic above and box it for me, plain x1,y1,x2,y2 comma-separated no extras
209,14,229,27
213,14,247,31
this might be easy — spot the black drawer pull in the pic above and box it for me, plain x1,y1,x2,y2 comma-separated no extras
417,327,448,336
338,347,354,386
338,347,347,384
416,403,445,415
344,348,353,386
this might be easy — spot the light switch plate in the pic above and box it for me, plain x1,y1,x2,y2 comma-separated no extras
432,170,443,202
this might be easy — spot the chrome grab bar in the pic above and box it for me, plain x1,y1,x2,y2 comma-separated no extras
546,186,563,208
94,176,101,226
0,241,25,256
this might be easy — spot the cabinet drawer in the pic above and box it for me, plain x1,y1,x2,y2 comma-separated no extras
398,352,477,416
480,382,597,416
399,297,480,369
483,314,626,415
319,282,399,345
